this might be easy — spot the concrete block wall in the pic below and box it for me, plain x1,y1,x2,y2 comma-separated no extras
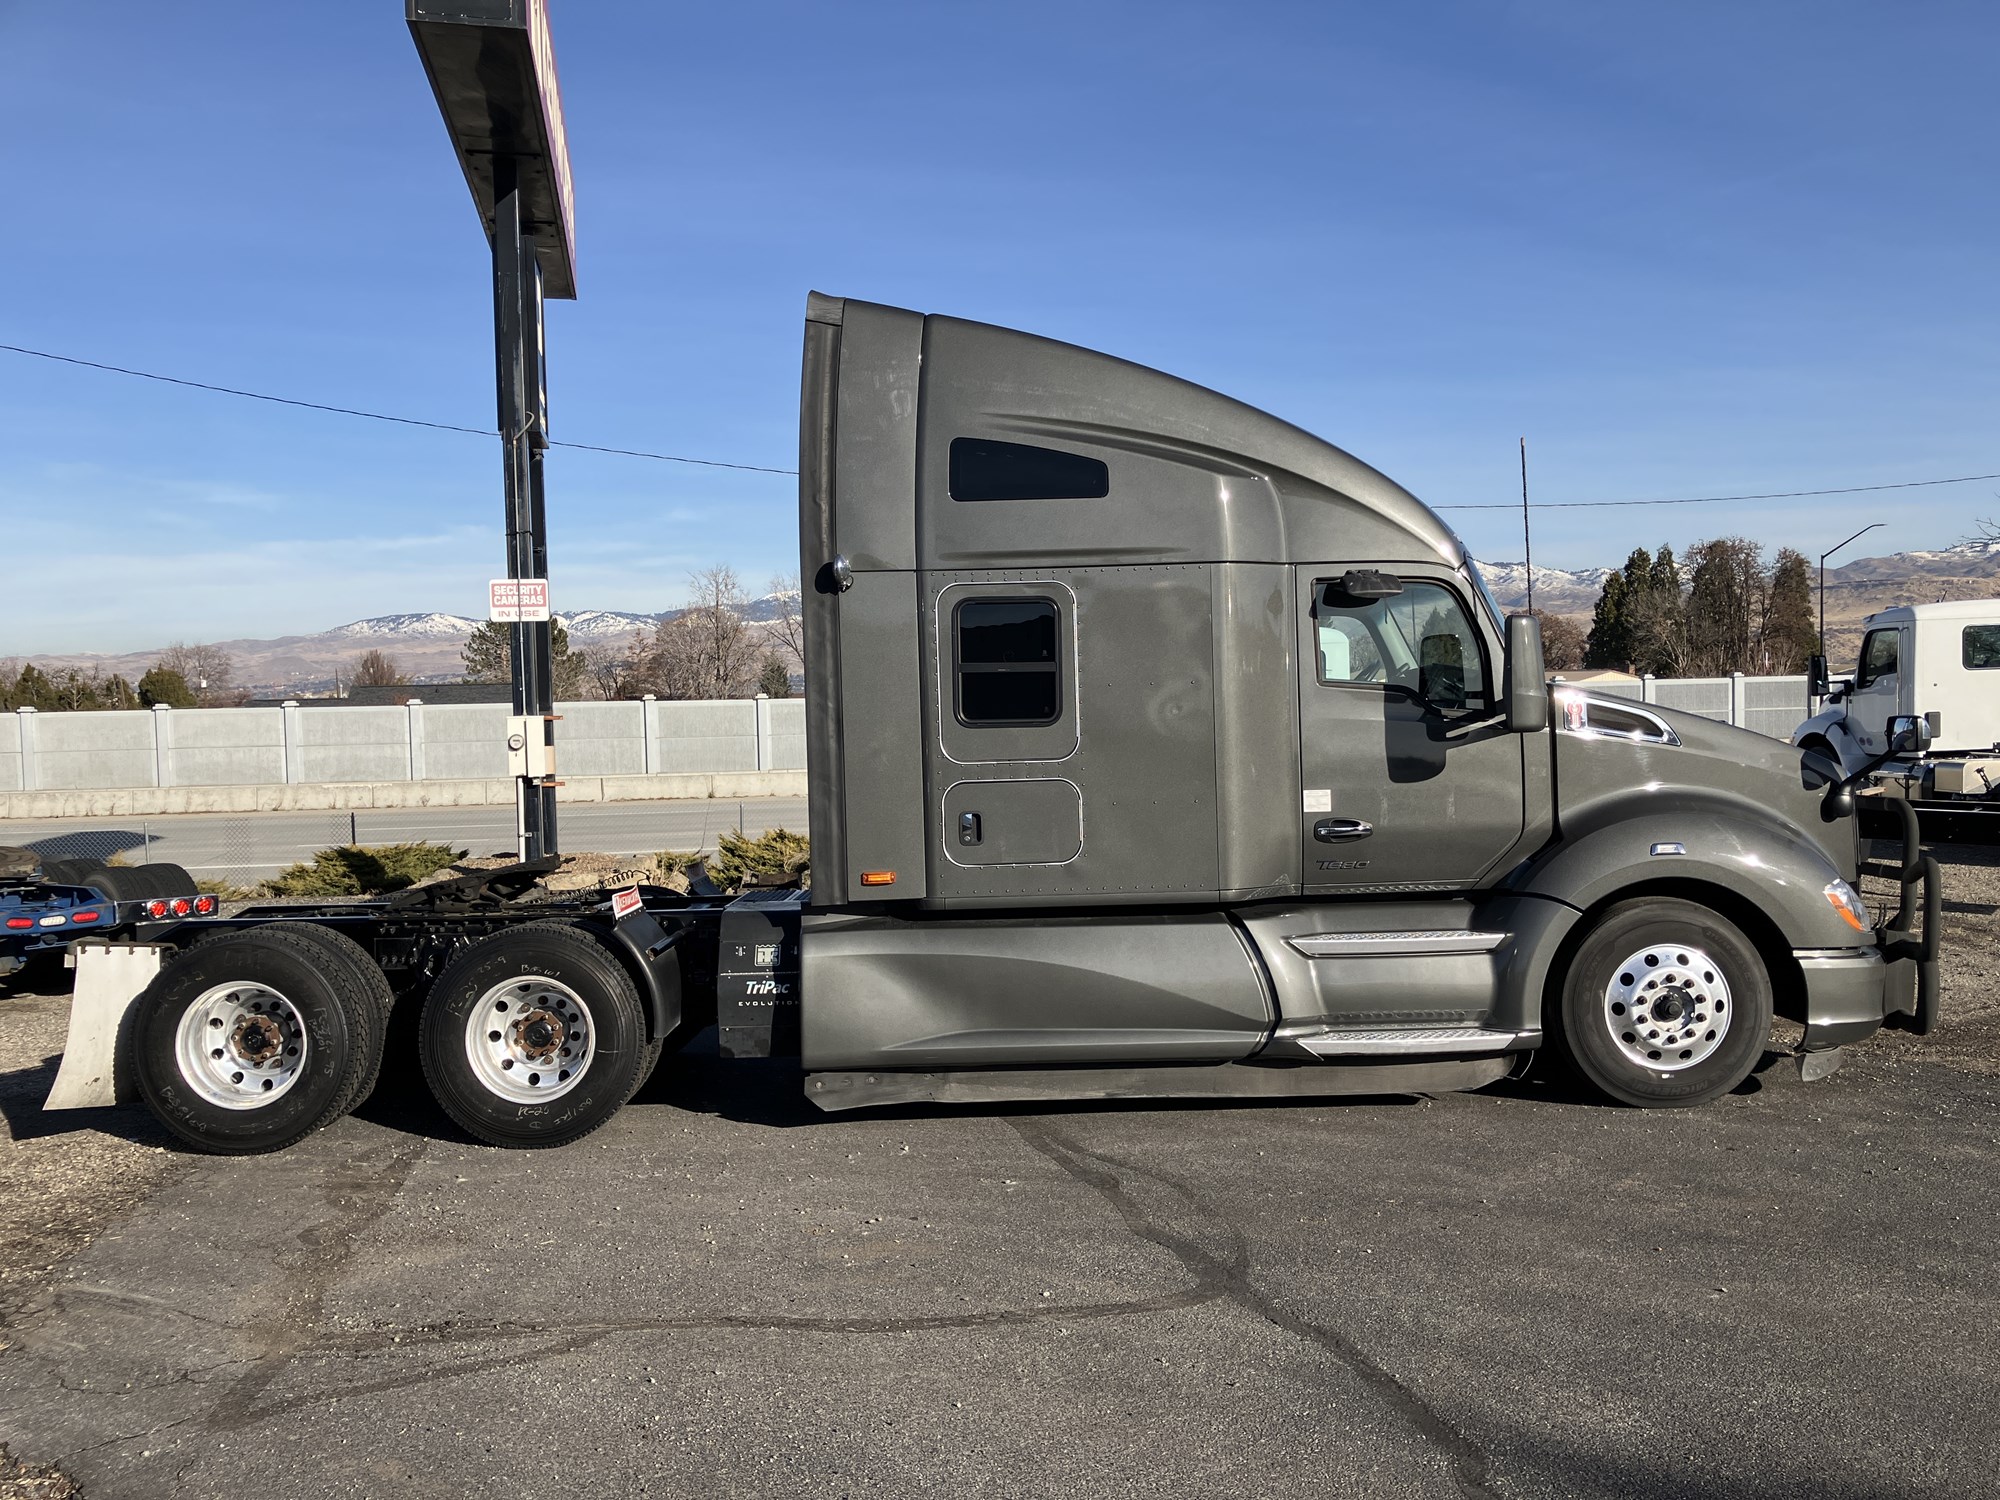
1555,674,1810,735
2,697,808,797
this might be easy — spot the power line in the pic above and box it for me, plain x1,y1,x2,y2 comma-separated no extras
1434,471,2000,511
0,342,799,476
5,339,1994,502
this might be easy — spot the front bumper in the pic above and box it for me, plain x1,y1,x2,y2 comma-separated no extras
1793,835,1941,1049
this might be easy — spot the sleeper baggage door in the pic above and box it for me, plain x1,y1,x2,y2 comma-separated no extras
1295,566,1525,892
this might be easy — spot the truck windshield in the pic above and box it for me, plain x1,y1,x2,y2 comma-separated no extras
1462,559,1507,634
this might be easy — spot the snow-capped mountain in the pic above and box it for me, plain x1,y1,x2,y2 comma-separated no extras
1471,561,1613,616
329,613,482,640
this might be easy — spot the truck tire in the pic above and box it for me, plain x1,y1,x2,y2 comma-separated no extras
38,858,105,886
1549,898,1773,1108
86,865,199,902
418,923,648,1149
233,923,395,1115
129,927,372,1154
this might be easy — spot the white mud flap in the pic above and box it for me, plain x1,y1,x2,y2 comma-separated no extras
45,943,165,1110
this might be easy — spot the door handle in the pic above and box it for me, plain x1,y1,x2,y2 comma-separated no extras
1313,818,1373,843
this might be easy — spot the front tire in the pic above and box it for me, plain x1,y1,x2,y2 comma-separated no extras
419,923,648,1149
1549,898,1773,1107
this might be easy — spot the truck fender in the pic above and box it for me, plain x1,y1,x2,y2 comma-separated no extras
1792,707,1856,774
589,911,686,1044
1501,803,1865,977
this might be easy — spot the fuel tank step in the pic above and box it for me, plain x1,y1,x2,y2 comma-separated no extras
1285,1025,1536,1057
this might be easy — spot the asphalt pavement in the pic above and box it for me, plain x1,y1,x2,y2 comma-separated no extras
0,798,809,880
0,1026,1993,1499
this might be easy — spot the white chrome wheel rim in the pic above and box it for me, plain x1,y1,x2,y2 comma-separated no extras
175,982,310,1109
464,976,595,1104
1603,944,1732,1072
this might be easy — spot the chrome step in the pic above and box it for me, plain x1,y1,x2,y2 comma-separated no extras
1287,930,1508,958
1292,1025,1534,1057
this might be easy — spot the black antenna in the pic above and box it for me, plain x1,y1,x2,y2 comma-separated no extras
1519,437,1534,616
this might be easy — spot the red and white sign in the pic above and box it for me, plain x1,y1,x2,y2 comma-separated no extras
610,886,643,921
489,578,550,623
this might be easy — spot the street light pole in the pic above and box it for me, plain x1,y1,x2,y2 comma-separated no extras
1818,521,1884,657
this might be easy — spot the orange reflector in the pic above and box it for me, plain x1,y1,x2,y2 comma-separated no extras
858,871,897,887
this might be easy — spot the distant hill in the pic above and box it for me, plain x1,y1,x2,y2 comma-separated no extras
21,595,800,698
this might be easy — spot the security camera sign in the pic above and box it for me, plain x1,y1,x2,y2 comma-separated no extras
489,578,550,622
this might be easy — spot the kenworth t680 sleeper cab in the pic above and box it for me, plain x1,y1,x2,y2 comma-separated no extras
43,296,1939,1153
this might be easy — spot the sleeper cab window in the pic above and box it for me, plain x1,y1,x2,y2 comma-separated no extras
1963,624,2000,670
1314,579,1488,711
955,598,1062,727
949,438,1109,502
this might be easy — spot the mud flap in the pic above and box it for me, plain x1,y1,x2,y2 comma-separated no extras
44,943,164,1110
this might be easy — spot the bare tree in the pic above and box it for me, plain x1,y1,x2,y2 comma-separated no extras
156,642,243,705
760,572,805,683
628,566,761,699
352,649,406,688
1530,610,1589,673
582,645,629,700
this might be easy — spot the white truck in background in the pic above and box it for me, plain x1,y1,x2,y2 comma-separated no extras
1796,599,2000,830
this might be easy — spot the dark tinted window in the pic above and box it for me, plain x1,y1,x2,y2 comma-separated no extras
949,438,1109,502
1964,624,2000,670
955,599,1061,725
1856,628,1900,688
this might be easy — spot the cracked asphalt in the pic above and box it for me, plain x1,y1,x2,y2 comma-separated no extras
0,848,1995,1499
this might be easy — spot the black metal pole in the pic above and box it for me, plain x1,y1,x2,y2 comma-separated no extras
493,166,558,858
1817,521,1883,656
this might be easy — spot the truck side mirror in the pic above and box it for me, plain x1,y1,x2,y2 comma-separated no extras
1887,714,1933,753
1808,653,1829,698
1505,613,1548,734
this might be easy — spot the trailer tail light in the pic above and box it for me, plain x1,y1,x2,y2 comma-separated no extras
146,899,169,918
71,910,101,924
169,897,193,917
859,871,897,887
5,918,32,929
194,894,217,915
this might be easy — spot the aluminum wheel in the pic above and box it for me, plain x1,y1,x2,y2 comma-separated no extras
1602,944,1732,1072
463,976,596,1104
173,981,311,1110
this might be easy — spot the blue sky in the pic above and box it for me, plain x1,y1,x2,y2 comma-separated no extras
3,1,1996,653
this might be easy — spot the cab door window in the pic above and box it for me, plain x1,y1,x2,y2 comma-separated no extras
1315,580,1488,712
1855,628,1900,688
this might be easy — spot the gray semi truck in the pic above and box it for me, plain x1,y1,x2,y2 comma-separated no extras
44,296,1939,1153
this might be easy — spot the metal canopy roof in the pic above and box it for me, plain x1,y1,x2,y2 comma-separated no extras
407,0,577,298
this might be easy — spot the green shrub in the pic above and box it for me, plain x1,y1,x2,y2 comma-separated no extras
259,842,464,898
706,827,810,891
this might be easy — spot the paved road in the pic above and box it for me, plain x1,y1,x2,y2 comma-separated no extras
0,1025,1993,1499
0,798,809,880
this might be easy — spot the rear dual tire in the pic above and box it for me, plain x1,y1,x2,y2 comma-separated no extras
130,923,391,1154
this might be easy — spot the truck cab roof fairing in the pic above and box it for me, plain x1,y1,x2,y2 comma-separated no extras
811,295,1467,575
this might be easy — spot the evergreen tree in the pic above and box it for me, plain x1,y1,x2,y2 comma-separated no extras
137,666,198,709
757,653,792,698
7,664,57,711
460,619,588,699
1762,548,1816,672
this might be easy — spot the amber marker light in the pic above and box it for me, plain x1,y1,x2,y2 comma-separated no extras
1823,880,1871,934
859,871,897,887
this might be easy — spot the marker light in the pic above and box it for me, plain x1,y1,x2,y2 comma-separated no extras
858,871,897,887
5,918,32,930
71,910,100,924
1823,880,1871,935
169,897,193,917
194,895,217,915
146,900,170,918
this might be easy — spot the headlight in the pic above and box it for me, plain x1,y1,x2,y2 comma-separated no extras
1823,879,1871,935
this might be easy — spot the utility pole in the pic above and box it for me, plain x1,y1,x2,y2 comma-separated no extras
1519,438,1534,617
409,0,577,861
1817,522,1883,657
